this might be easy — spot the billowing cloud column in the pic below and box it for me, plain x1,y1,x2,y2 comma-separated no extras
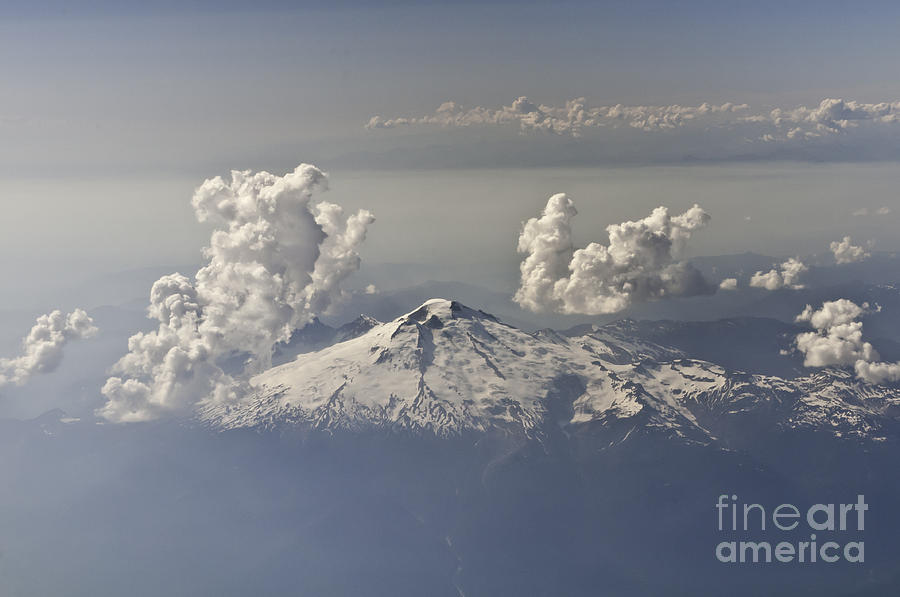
514,194,713,314
99,164,374,422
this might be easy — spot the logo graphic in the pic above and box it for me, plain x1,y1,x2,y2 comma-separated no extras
715,494,867,564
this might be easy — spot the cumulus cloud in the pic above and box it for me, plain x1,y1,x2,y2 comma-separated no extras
853,359,900,385
794,299,900,384
795,300,876,367
99,164,374,423
0,309,97,387
718,278,738,291
514,194,713,315
830,236,871,264
749,258,808,290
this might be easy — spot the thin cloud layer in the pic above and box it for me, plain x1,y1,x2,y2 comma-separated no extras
830,236,871,264
99,164,375,423
0,309,97,387
367,97,900,142
749,258,808,290
367,96,749,137
852,206,892,216
514,194,713,315
794,299,900,384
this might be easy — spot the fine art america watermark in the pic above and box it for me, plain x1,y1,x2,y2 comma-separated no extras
715,494,867,564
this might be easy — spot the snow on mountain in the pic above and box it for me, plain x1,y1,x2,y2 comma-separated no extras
203,299,569,436
200,299,900,442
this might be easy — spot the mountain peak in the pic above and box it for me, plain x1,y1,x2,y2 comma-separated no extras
402,298,497,328
335,314,382,341
403,298,458,318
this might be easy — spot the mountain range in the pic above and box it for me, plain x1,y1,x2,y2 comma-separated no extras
201,298,900,448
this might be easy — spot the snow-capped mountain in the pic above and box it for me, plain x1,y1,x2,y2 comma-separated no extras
200,299,900,443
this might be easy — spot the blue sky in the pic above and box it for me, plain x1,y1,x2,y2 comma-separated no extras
2,1,900,175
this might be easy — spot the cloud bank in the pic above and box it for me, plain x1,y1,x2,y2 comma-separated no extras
99,164,374,423
367,97,900,141
514,194,713,315
0,309,97,387
358,97,900,167
794,299,900,384
749,258,808,290
367,97,750,137
763,98,900,139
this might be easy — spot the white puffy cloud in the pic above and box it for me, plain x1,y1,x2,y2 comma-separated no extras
749,258,808,290
796,299,869,331
514,194,713,315
830,236,871,264
0,309,97,387
718,278,738,291
99,164,375,423
794,299,900,384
